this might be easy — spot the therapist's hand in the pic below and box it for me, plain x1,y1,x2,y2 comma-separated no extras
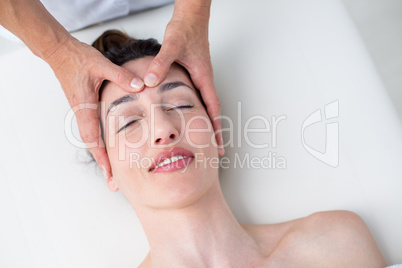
144,0,225,156
0,0,143,183
47,37,144,181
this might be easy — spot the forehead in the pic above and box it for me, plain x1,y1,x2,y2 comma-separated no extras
100,57,198,118
101,57,194,101
121,56,155,80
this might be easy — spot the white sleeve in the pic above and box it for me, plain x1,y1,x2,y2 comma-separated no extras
0,0,174,41
128,0,174,13
40,0,130,32
41,0,174,32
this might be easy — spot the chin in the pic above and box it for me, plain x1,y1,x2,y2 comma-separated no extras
149,174,214,209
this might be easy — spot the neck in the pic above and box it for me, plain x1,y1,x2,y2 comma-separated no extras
134,180,265,267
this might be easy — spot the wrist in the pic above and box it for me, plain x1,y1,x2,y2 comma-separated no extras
173,0,211,24
38,31,75,63
43,36,80,73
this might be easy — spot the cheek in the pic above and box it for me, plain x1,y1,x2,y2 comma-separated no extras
107,143,149,200
106,126,149,184
184,112,215,150
122,122,149,146
105,120,150,166
108,145,153,176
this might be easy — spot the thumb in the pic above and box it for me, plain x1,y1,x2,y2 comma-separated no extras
144,47,177,87
101,62,144,92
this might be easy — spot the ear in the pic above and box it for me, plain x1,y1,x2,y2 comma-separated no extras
106,176,119,192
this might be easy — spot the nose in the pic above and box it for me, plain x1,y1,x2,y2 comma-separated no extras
151,108,180,146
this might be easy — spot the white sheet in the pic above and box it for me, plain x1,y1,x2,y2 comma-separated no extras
1,0,401,266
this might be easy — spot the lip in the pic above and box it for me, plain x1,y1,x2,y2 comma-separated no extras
149,147,194,173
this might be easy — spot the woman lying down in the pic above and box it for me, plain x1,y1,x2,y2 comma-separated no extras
91,30,385,267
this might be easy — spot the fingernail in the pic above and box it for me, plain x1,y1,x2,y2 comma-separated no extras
101,165,108,179
219,132,224,145
219,136,225,151
130,78,144,89
144,73,158,87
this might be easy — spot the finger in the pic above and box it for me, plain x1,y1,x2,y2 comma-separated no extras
207,97,225,156
89,141,112,179
100,62,144,93
213,116,225,156
144,44,178,87
194,75,225,155
74,99,112,178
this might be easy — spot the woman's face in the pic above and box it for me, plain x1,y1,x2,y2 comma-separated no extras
100,57,220,209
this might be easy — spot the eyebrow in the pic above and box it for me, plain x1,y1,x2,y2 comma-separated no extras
106,81,192,116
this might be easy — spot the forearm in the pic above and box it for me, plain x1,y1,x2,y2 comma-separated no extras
0,0,73,61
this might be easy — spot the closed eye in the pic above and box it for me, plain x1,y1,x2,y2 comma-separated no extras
167,105,194,111
117,105,193,133
118,120,139,133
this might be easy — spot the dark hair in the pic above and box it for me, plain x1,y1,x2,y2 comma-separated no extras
92,30,162,96
93,30,162,66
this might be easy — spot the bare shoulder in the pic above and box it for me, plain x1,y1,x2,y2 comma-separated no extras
244,211,386,267
278,210,386,267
